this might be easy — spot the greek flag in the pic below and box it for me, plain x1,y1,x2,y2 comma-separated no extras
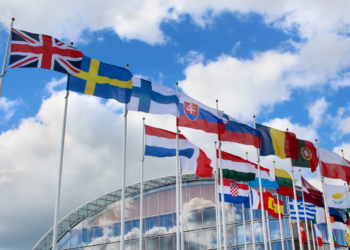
289,197,316,221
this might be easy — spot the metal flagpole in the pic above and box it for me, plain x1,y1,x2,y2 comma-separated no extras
299,170,312,250
0,17,15,99
139,118,145,250
264,188,272,250
343,150,350,220
247,152,256,250
286,128,303,250
52,86,70,250
180,167,185,250
215,141,222,250
242,181,247,250
217,100,227,250
315,139,335,250
289,213,296,250
253,115,268,250
176,82,180,250
274,161,285,250
311,221,317,250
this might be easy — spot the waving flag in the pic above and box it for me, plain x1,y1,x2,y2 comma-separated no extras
301,176,323,207
218,178,249,203
275,168,295,198
145,125,213,177
177,93,225,134
300,223,307,243
244,188,259,209
220,114,262,148
314,225,323,247
325,183,350,209
292,139,318,172
248,166,279,188
128,76,179,116
9,28,83,75
217,150,257,181
263,191,284,218
289,197,316,220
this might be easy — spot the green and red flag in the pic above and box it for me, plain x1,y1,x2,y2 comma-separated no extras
292,139,318,172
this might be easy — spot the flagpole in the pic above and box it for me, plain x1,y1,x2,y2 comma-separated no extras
247,152,256,250
139,118,145,250
315,139,335,250
180,167,184,250
298,170,312,250
215,141,222,250
176,82,180,250
217,100,227,250
344,150,350,219
52,87,70,250
264,187,273,250
0,17,15,99
274,161,285,250
286,128,304,250
253,115,268,250
289,212,296,250
242,181,247,250
311,221,317,250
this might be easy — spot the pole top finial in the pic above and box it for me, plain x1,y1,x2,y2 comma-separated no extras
216,99,218,102
215,141,217,144
253,115,255,118
126,64,129,69
299,169,301,172
12,17,15,21
342,149,344,152
315,139,318,142
273,161,275,163
70,42,74,46
143,117,145,120
286,128,289,131
246,152,248,154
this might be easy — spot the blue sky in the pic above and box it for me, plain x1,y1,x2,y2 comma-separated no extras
1,1,350,249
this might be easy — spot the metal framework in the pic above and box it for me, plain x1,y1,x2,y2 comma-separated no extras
33,174,213,250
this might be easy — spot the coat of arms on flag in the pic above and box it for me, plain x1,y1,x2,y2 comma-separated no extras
230,183,239,197
184,102,199,120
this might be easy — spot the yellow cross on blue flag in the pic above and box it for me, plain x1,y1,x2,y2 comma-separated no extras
67,56,133,103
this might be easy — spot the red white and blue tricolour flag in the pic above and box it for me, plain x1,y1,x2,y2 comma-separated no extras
144,125,213,177
314,225,323,247
218,178,249,203
9,28,84,75
177,92,225,134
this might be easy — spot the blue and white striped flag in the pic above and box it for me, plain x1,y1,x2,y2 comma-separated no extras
289,197,316,221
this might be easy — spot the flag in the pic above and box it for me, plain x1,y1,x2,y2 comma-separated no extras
244,188,260,209
329,208,350,231
256,124,299,160
177,92,225,134
263,191,284,218
314,225,323,247
319,147,350,184
301,176,324,207
333,235,337,248
275,168,295,198
314,206,326,224
300,223,307,243
292,139,318,172
248,166,279,188
144,125,213,177
127,76,179,116
325,183,350,209
217,150,257,181
218,178,249,203
289,197,316,220
219,114,262,148
9,28,83,74
68,56,133,104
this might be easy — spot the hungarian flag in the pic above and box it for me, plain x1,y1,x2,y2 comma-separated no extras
292,139,318,172
301,176,323,207
260,191,284,218
300,223,307,243
275,167,295,198
314,225,323,247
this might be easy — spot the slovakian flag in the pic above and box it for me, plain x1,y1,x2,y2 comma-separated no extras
177,92,225,134
319,147,350,184
144,125,213,177
217,150,257,181
219,114,262,148
248,166,279,188
9,28,84,75
314,225,323,247
218,178,249,203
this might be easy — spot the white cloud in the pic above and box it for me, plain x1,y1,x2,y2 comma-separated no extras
307,97,329,127
0,96,22,122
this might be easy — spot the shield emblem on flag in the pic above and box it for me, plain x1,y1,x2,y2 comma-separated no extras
184,102,199,121
230,185,239,197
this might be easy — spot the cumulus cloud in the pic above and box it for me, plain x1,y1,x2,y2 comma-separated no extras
0,96,22,122
307,97,329,127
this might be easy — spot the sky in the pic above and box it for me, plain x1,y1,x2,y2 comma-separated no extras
1,1,350,249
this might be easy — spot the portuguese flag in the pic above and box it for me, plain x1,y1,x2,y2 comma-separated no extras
292,139,318,172
275,167,296,199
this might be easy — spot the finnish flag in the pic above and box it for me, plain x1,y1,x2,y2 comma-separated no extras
128,76,179,116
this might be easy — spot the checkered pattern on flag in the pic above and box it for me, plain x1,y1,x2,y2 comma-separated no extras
9,28,84,75
219,178,249,204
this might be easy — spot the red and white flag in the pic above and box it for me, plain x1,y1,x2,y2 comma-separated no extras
319,147,350,184
314,225,323,247
300,223,307,243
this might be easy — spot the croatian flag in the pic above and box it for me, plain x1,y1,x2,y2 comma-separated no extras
314,225,323,247
248,166,279,188
177,92,225,134
145,125,213,177
128,76,179,116
220,114,262,148
218,178,249,203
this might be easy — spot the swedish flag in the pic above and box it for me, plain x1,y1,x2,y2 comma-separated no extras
68,56,133,103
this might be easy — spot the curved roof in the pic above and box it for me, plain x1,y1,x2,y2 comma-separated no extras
33,173,214,250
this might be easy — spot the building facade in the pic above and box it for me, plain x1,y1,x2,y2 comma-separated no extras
33,174,349,250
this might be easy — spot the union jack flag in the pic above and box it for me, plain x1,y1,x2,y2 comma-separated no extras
9,28,84,75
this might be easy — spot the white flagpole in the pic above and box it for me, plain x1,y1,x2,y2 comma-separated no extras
242,181,247,250
274,161,285,250
176,82,180,250
217,100,227,250
299,170,312,250
264,188,272,250
253,115,268,250
215,141,222,250
289,213,296,250
315,139,335,250
52,87,70,250
139,118,145,250
286,128,303,250
247,152,256,250
0,17,15,98
343,150,350,220
311,221,317,250
180,167,184,250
